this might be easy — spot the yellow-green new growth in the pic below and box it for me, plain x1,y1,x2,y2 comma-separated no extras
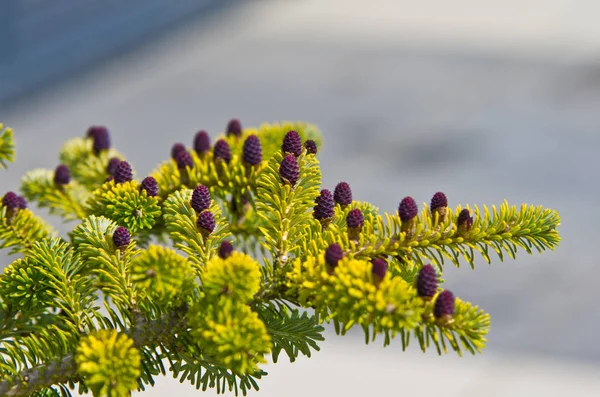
187,299,271,375
202,252,262,303
59,137,123,189
76,330,141,397
0,123,15,168
130,245,195,305
87,180,161,233
0,120,561,397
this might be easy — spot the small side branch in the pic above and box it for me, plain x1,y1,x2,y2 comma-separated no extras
0,307,188,397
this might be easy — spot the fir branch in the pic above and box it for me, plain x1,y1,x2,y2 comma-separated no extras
70,216,138,321
0,123,15,168
86,180,161,233
0,207,56,255
346,201,560,269
256,152,322,266
0,307,188,397
256,306,324,363
21,169,89,221
58,137,123,189
162,189,230,270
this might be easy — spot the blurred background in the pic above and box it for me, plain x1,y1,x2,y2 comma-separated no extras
1,0,600,395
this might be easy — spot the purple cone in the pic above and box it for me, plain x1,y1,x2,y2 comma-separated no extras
88,126,110,154
346,208,364,229
279,155,299,186
313,189,335,220
191,185,211,213
304,139,317,155
194,130,211,155
218,241,233,259
434,290,455,319
457,209,474,231
140,176,158,197
333,182,353,206
325,243,344,269
53,164,71,185
282,130,302,157
416,264,438,298
112,226,131,248
242,135,262,166
430,192,448,211
114,161,133,184
171,143,186,160
226,119,242,138
371,258,388,280
197,211,216,234
213,139,231,163
2,192,20,210
106,157,121,176
398,196,418,222
175,150,194,170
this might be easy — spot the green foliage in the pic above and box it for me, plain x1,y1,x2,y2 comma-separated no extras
202,252,262,303
21,169,89,221
162,189,230,270
0,121,561,397
257,306,325,363
0,123,15,168
0,206,56,255
130,245,195,306
76,330,141,397
187,298,271,375
59,137,123,190
256,151,322,265
87,180,161,233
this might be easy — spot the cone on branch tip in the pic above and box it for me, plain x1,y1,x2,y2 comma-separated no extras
346,208,364,240
88,126,110,154
114,161,133,184
191,185,211,213
313,189,334,229
53,164,71,185
279,155,299,187
140,177,158,197
171,143,186,160
213,139,231,164
430,191,448,224
196,211,216,238
194,130,210,155
325,243,343,270
333,182,352,207
226,118,242,138
416,264,438,300
304,139,317,155
242,135,262,166
282,130,302,157
218,241,234,259
112,226,131,249
371,257,388,284
398,196,418,233
457,208,474,234
2,192,25,211
175,150,193,170
434,290,455,325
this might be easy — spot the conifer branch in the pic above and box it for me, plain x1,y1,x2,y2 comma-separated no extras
0,123,15,168
0,120,562,395
0,307,188,397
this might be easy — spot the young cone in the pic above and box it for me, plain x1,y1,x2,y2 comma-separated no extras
346,208,364,241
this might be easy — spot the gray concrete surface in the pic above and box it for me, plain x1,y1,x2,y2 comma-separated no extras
1,0,600,395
